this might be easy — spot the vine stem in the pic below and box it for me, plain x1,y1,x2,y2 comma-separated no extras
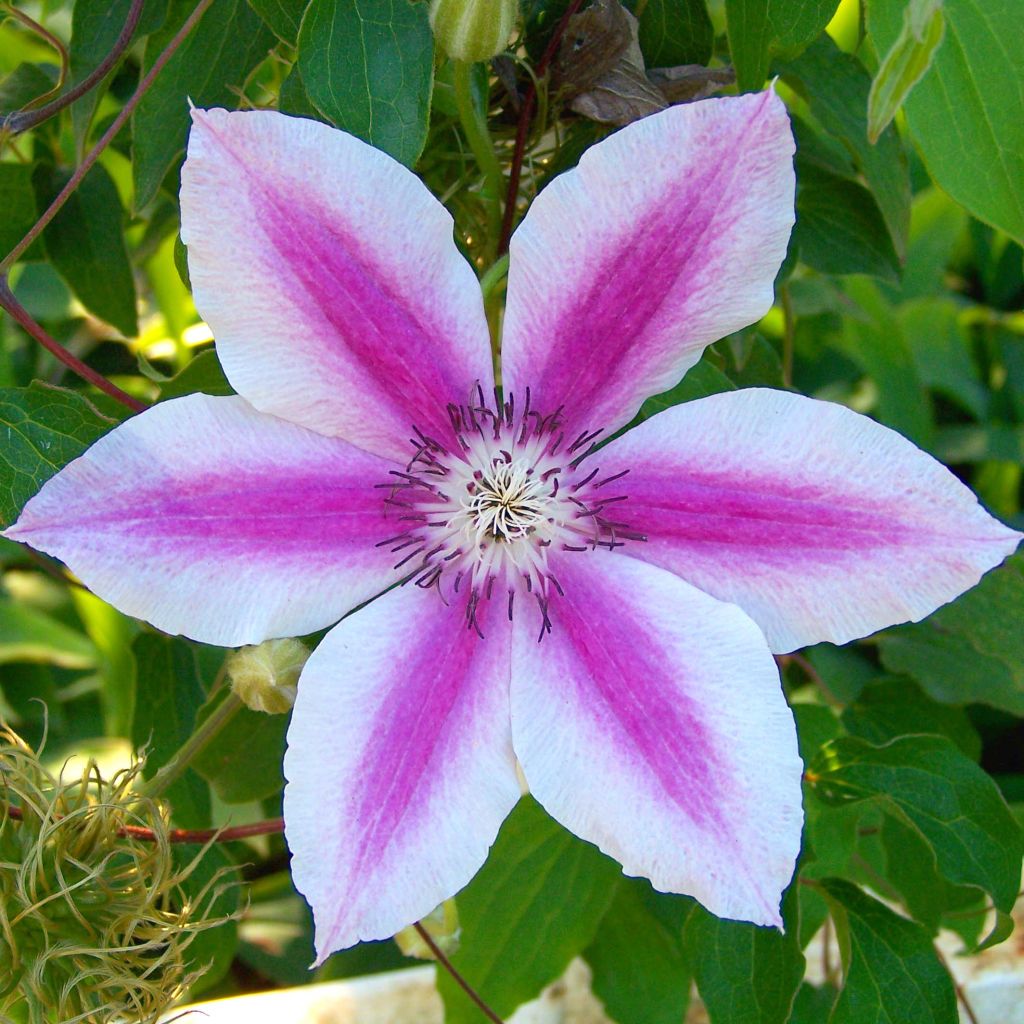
4,804,284,845
0,277,146,411
2,4,69,97
135,693,244,800
4,0,145,136
452,60,503,266
1,0,216,272
496,0,586,257
413,922,506,1024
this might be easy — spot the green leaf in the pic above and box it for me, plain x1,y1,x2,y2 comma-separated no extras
782,35,911,262
638,0,713,66
131,633,212,828
297,0,434,168
584,879,692,1024
278,62,324,121
794,163,901,281
725,0,771,91
438,797,620,1024
248,0,308,41
788,983,839,1024
867,0,946,144
0,164,41,263
69,0,170,147
191,688,288,803
133,0,274,209
0,597,96,668
769,0,841,53
638,357,736,421
36,162,138,336
820,879,958,1024
726,0,840,91
0,382,115,528
836,277,933,447
841,677,981,760
810,735,1024,915
868,0,1024,244
0,62,58,118
159,349,234,400
683,885,804,1024
900,298,987,418
877,552,1024,715
880,814,986,938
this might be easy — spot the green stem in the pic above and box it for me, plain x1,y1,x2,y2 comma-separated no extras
452,60,503,264
480,252,509,303
136,693,243,800
480,253,509,379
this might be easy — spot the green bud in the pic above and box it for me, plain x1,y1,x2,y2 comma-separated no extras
0,727,235,1023
226,638,309,714
394,899,461,959
429,0,518,64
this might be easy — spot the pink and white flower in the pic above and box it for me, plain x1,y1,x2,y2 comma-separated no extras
4,92,1019,963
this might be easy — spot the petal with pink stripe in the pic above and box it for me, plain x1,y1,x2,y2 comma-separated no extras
599,388,1023,653
501,91,794,437
511,552,803,927
2,394,396,647
181,108,492,461
284,586,519,962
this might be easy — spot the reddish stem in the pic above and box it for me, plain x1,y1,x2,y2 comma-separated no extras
496,0,587,256
2,0,216,271
4,0,145,136
0,278,146,411
413,922,506,1024
4,804,285,844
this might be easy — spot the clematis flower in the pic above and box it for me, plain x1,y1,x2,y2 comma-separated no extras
4,91,1019,964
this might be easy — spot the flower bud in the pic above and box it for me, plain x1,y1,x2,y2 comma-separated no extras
226,638,309,714
429,0,518,64
394,899,461,959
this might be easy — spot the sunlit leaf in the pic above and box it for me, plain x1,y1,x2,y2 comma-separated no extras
0,383,115,528
869,0,1024,244
297,0,434,167
133,0,273,209
810,734,1023,916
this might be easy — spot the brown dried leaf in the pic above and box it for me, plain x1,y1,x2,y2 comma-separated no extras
556,0,666,125
648,64,736,104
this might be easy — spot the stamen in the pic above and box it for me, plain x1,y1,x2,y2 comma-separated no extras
375,389,643,636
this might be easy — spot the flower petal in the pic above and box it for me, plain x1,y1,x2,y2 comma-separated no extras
599,388,1023,653
511,552,802,927
180,108,492,461
284,586,519,962
2,394,396,647
501,91,794,436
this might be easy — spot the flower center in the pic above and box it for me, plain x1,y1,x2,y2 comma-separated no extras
464,458,548,542
376,387,645,637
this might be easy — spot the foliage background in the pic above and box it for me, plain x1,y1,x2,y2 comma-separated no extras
0,0,1023,1021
